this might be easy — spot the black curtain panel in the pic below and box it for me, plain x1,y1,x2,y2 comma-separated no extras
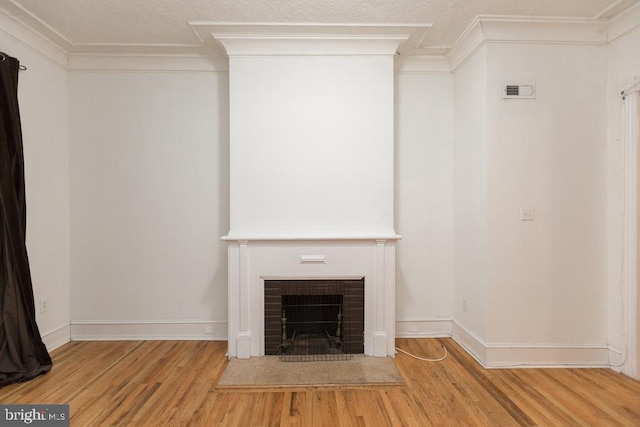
0,52,52,387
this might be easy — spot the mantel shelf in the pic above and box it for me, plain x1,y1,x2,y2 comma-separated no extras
222,233,402,242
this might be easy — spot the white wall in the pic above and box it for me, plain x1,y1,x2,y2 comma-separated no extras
68,60,454,340
452,40,608,364
227,55,395,237
394,71,454,329
69,71,229,337
0,16,71,349
606,6,640,370
453,47,489,341
485,43,607,345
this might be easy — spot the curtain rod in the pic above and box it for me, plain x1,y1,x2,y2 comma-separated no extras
621,76,640,98
0,52,27,71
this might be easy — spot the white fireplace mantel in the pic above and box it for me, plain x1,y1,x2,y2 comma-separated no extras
224,236,400,358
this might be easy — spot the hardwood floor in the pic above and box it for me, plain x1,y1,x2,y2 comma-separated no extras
1,338,639,426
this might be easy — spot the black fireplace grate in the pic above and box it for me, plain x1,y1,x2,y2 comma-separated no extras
280,353,352,362
265,279,364,361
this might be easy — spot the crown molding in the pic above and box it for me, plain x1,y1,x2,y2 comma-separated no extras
446,18,486,72
608,1,640,43
68,53,228,72
478,17,608,45
1,7,636,72
447,16,609,72
213,34,407,56
1,0,211,55
394,55,451,73
0,0,72,52
64,44,214,56
0,6,68,67
594,0,640,20
199,23,431,56
64,23,209,55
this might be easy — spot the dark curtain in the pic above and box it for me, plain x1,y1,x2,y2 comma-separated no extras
0,53,52,387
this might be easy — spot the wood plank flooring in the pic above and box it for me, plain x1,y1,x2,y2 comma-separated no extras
1,338,639,426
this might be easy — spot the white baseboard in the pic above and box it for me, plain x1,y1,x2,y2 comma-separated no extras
607,345,625,373
451,319,488,364
70,320,228,341
395,318,452,338
42,324,71,351
452,320,610,368
67,318,613,369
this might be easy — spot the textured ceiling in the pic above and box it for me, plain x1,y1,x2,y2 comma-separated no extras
0,0,636,55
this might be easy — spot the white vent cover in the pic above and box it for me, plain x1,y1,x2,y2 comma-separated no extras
503,83,536,99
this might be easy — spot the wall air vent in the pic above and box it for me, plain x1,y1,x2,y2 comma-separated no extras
503,83,536,99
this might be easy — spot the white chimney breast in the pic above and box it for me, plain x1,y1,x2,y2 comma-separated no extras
216,26,404,358
214,32,403,238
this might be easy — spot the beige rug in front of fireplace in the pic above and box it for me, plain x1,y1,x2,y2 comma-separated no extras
217,355,404,388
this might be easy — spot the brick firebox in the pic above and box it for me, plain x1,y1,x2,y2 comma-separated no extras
264,279,365,355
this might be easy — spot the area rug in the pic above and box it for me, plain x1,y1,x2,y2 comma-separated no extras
217,355,404,388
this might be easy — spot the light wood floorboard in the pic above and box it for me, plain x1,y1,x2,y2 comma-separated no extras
0,338,638,426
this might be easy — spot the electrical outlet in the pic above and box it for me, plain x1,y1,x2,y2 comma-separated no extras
204,326,216,334
462,299,469,312
40,298,49,313
520,207,534,221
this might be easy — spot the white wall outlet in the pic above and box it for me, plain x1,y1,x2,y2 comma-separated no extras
204,326,216,334
462,299,469,312
520,207,535,221
39,298,49,313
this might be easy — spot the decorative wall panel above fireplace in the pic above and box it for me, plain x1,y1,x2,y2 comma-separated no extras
215,27,404,240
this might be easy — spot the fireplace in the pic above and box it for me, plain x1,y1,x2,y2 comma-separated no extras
216,26,404,358
224,239,398,358
265,279,365,360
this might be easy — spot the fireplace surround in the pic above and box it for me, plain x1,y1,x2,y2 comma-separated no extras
223,237,398,358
